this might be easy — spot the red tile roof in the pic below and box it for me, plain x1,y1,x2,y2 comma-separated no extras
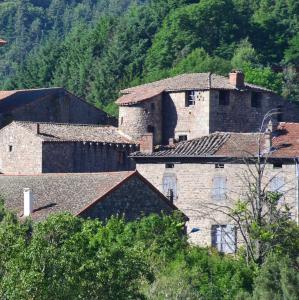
132,122,299,159
116,73,273,106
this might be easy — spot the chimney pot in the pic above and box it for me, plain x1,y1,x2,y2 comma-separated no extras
24,188,33,217
139,133,154,154
229,70,244,88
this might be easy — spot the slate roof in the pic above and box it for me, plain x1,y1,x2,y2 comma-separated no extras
0,171,179,222
116,73,273,105
10,121,136,145
0,88,64,113
132,122,299,159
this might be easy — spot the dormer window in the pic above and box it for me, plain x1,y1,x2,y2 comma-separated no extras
185,91,196,107
219,91,230,105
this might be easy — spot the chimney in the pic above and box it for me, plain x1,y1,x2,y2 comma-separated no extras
229,70,244,88
264,127,272,152
169,138,175,147
24,188,33,217
36,123,40,135
139,133,153,154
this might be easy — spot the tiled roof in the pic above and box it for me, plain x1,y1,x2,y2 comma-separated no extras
0,171,180,222
12,121,136,144
132,122,299,159
116,73,273,105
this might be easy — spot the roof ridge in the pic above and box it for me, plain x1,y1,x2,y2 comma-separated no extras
13,120,115,128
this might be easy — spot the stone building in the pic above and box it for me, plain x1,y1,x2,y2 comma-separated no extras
0,171,183,222
116,71,299,145
132,122,299,250
0,121,137,174
0,87,115,128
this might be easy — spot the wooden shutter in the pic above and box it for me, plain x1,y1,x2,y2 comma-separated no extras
212,176,227,200
222,225,236,254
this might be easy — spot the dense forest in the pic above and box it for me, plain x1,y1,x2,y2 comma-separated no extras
0,0,299,115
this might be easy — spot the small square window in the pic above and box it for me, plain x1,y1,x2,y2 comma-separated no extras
185,91,196,107
219,91,230,105
178,135,187,142
273,163,282,169
251,92,262,108
215,163,224,169
8,145,13,152
165,163,174,169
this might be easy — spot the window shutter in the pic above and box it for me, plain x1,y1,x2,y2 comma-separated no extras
212,176,226,200
270,176,285,202
222,225,236,254
162,175,177,199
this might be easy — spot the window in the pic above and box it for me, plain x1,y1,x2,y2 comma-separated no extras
251,92,262,108
147,125,155,134
219,91,230,105
185,91,196,107
8,145,12,152
211,176,227,200
178,135,187,142
270,176,285,202
151,103,155,111
163,174,177,201
273,163,282,169
165,163,174,169
211,225,236,254
215,163,224,169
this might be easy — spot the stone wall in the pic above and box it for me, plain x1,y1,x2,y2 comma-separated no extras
136,161,298,246
0,123,42,174
0,90,113,128
81,175,174,221
42,141,136,173
118,94,163,144
162,91,210,143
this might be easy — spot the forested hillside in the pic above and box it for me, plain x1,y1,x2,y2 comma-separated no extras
1,0,299,115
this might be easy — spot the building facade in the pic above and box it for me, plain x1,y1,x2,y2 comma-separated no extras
0,88,115,128
116,71,299,145
0,121,137,174
132,123,299,249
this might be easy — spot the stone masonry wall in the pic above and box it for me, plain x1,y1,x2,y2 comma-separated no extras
42,142,136,173
0,123,42,174
81,175,174,221
0,91,111,128
209,90,299,133
136,162,297,246
118,94,163,144
162,91,210,143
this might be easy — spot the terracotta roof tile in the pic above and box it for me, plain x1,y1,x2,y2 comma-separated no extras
12,121,136,144
116,73,273,105
132,122,299,159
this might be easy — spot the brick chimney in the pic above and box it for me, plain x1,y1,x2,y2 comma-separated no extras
229,70,244,88
24,188,33,217
139,133,153,154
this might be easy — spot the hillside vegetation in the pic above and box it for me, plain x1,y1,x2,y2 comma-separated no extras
0,0,299,115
